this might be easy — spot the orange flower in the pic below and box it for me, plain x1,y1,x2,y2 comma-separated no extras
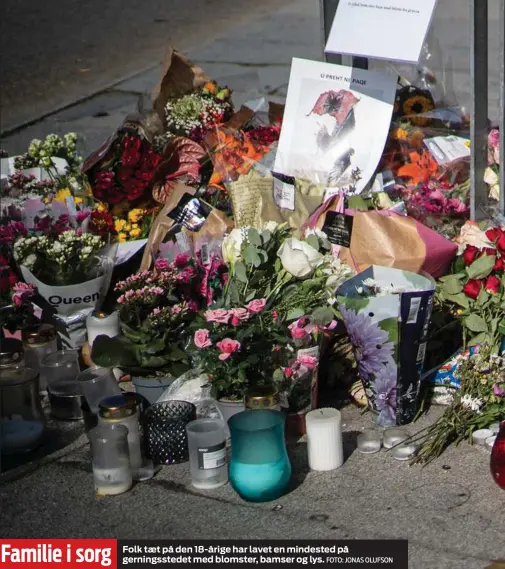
397,150,439,185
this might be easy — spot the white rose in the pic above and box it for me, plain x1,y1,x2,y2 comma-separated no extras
484,167,500,201
222,228,245,266
277,237,324,279
262,221,279,232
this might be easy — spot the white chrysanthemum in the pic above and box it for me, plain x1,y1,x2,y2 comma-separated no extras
460,394,483,413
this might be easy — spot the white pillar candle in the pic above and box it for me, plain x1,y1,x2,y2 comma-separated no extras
86,311,120,347
306,408,344,471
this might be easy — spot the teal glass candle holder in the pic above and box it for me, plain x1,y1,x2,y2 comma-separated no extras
228,410,291,503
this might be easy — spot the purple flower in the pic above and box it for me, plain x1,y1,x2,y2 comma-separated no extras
339,305,395,379
372,362,398,426
493,384,505,397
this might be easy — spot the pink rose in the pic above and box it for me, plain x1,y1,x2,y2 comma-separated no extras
289,323,308,340
174,254,190,268
246,298,267,313
231,308,250,321
194,329,212,349
204,309,231,324
177,266,196,284
216,338,241,360
155,258,170,271
284,367,294,379
296,355,318,369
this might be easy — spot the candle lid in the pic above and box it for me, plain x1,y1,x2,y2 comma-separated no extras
0,338,25,369
306,408,341,423
0,366,39,387
22,323,56,345
99,394,136,419
245,385,279,409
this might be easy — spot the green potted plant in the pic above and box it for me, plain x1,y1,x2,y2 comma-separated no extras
91,267,192,404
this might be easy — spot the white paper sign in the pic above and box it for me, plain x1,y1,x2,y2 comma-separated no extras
325,0,438,64
274,58,397,195
424,136,470,166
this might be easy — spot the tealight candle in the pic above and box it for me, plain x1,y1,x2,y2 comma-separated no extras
490,423,501,434
390,440,417,461
357,430,381,454
383,427,408,449
485,436,497,451
473,429,494,446
86,311,120,347
306,408,344,471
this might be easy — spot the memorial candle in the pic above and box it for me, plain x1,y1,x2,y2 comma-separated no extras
86,311,120,347
306,408,344,471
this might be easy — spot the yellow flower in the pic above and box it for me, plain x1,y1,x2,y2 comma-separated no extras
124,223,132,232
131,223,139,229
54,188,71,203
75,197,83,205
129,228,142,239
97,202,108,213
115,219,126,232
117,232,128,243
128,209,144,223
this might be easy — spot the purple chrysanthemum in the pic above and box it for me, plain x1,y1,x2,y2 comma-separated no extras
339,305,395,379
372,362,398,426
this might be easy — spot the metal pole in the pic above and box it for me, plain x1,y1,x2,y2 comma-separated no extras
499,0,505,214
321,0,342,64
470,0,489,220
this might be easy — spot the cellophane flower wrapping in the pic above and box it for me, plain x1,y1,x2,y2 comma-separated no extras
337,265,435,426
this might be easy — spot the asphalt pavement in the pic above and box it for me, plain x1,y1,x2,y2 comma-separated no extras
0,0,292,133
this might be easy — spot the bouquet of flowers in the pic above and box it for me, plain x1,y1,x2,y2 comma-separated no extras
437,224,505,352
160,81,233,144
485,129,500,201
413,345,505,464
0,281,39,333
91,267,193,377
89,134,163,207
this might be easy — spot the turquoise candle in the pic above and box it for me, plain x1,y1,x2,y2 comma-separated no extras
228,410,291,503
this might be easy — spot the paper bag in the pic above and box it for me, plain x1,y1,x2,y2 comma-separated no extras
20,267,109,348
306,197,457,279
337,266,435,425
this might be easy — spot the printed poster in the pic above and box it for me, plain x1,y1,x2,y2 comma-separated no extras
273,58,396,195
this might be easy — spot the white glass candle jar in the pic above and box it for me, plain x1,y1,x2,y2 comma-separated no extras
186,419,228,489
306,408,344,471
90,424,132,496
98,395,143,479
22,324,58,391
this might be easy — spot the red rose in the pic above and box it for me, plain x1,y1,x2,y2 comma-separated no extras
95,170,115,191
142,149,163,172
121,136,143,168
494,257,505,272
462,245,479,266
123,179,147,201
485,275,501,294
486,227,500,242
497,232,505,254
135,168,155,182
102,186,125,204
462,279,483,299
118,167,134,183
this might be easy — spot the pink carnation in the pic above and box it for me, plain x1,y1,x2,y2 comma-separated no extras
12,282,36,306
246,299,267,313
216,338,241,360
204,309,231,324
155,258,170,271
194,329,212,349
174,254,190,268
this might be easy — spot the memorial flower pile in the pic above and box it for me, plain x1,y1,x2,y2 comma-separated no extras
413,345,505,465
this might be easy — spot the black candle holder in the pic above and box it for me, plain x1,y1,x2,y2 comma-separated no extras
143,400,197,465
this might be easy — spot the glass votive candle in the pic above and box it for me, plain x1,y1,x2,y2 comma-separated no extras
383,427,409,449
357,430,381,454
77,366,121,415
490,423,501,435
186,419,228,489
40,349,80,394
390,440,417,461
485,436,497,451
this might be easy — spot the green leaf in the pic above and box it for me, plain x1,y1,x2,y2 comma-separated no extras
498,322,505,335
337,297,369,312
444,292,469,309
145,338,166,354
441,277,464,295
476,288,490,307
439,273,465,282
247,228,262,246
165,345,189,361
91,335,138,369
235,262,248,283
491,318,500,334
466,255,496,279
312,306,334,326
377,317,399,345
243,244,261,267
286,308,305,321
261,230,272,244
464,313,488,332
468,332,491,346
274,258,282,272
305,235,320,251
